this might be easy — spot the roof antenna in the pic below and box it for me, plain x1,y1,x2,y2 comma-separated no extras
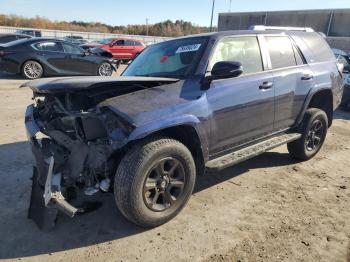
229,0,232,12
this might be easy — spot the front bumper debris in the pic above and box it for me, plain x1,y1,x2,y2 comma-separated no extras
44,156,78,217
25,104,80,228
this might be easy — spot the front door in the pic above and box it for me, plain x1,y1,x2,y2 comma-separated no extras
61,42,96,75
206,36,275,155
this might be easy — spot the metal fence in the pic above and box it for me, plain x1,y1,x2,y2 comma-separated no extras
0,26,172,45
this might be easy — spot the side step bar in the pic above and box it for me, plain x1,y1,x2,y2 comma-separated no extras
206,133,302,171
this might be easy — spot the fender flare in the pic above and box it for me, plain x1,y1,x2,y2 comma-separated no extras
127,114,210,161
295,87,333,126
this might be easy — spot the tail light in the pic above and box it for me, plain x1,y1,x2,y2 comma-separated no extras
0,51,14,57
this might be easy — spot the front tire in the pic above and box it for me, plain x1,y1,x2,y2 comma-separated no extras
114,137,196,227
288,108,328,161
22,60,43,79
98,62,113,76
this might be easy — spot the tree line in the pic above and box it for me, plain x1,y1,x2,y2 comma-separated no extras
0,14,216,37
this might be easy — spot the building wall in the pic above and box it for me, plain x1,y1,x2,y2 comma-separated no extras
327,37,350,53
218,9,350,37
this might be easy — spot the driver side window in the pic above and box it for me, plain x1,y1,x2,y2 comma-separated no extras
115,40,125,46
208,36,263,75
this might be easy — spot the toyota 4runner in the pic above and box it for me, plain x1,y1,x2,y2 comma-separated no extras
24,30,343,228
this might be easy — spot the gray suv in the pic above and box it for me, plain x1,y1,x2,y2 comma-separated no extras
24,29,343,228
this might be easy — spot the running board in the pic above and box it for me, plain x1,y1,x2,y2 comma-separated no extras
206,133,302,171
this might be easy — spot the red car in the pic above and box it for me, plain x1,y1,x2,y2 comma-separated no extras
81,38,145,62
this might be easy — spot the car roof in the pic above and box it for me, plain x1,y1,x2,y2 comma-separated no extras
0,37,80,47
175,30,321,40
109,38,143,42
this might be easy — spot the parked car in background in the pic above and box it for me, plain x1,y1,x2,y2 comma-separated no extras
0,33,32,44
0,38,116,79
64,35,88,45
16,29,42,37
24,29,343,229
81,37,145,62
333,48,350,110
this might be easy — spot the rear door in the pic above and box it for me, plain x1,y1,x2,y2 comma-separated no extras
32,41,67,73
207,36,275,154
263,35,315,131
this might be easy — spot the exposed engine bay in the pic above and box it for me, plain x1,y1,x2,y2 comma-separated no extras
24,77,179,228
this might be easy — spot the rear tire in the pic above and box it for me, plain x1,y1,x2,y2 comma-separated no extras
22,60,43,79
287,108,328,161
114,137,196,227
98,62,113,76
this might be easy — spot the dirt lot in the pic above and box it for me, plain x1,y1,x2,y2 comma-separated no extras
0,69,350,262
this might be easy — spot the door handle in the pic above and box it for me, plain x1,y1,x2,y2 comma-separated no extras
301,72,313,80
259,81,273,90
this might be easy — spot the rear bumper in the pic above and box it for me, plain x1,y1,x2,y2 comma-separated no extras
0,58,20,74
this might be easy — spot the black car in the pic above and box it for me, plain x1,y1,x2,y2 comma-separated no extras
0,38,116,79
0,33,32,44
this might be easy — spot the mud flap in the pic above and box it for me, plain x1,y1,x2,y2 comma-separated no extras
28,167,58,230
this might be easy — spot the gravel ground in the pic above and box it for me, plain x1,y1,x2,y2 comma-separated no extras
0,70,349,262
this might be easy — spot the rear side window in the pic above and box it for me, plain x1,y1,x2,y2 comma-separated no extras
300,34,334,62
265,36,297,69
208,36,263,75
33,42,61,52
134,41,143,46
125,40,134,46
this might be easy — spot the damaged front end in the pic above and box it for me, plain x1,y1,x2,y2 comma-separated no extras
25,92,132,229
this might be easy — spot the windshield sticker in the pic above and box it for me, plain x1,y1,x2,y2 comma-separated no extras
176,44,201,54
160,55,170,63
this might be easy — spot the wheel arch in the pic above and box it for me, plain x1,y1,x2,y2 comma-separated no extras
124,118,209,176
297,88,333,127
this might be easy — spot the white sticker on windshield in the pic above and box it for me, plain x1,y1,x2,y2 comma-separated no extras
176,44,201,54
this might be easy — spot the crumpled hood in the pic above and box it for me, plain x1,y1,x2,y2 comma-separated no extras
20,76,180,95
98,79,206,127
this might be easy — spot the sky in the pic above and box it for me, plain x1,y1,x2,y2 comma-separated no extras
0,0,349,27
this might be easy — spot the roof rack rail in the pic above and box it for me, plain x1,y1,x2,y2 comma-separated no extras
249,25,314,32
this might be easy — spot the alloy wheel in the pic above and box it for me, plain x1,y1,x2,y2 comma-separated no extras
23,61,42,79
143,157,186,212
99,63,112,76
305,119,324,152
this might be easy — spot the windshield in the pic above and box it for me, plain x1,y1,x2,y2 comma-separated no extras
97,38,114,45
122,36,209,78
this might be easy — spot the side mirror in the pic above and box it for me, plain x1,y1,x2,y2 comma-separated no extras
208,61,243,82
202,61,243,88
84,50,90,56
